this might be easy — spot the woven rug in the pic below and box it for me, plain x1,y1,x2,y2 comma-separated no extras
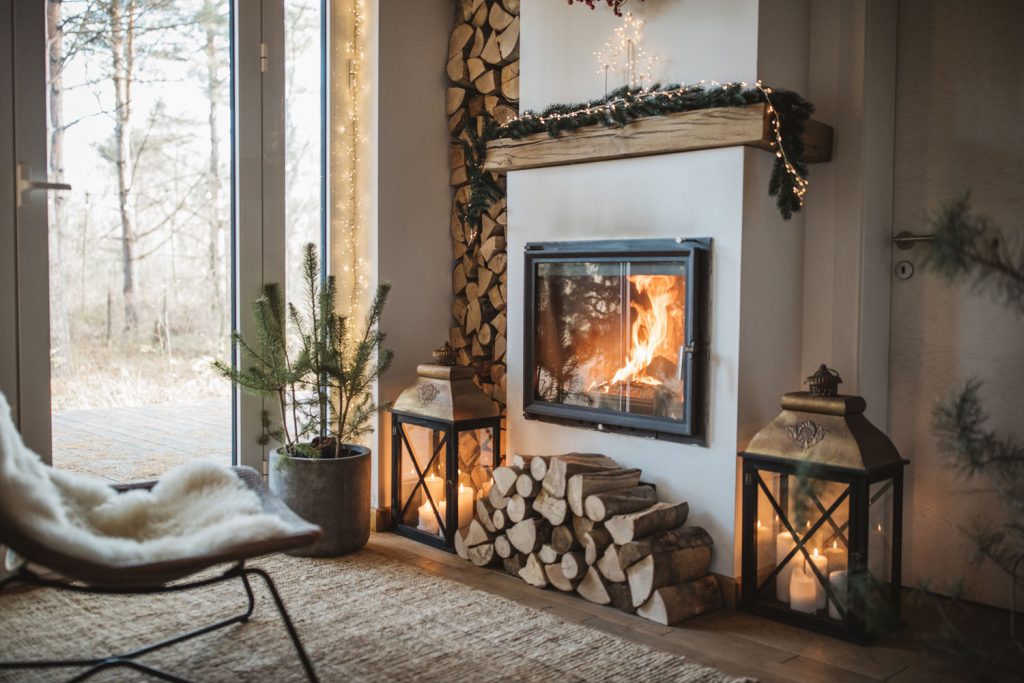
0,550,746,682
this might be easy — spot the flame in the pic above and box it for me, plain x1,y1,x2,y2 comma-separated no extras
609,275,679,386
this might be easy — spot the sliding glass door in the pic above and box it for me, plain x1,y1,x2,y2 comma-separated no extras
4,0,325,481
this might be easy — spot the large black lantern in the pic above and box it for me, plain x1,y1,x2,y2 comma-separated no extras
739,365,908,642
390,344,502,550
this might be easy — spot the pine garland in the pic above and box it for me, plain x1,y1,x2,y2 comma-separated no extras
459,83,815,234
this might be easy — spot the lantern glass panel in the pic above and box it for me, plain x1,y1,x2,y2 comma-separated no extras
868,480,894,584
754,470,852,621
456,427,498,529
397,422,447,539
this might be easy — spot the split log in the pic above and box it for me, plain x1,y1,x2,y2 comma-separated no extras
447,54,469,84
507,518,550,555
607,583,637,614
488,2,513,31
446,86,466,115
466,56,486,82
475,499,497,533
538,543,559,564
454,528,470,561
470,0,488,27
506,494,534,523
473,69,498,95
491,466,520,496
577,567,611,605
464,518,493,547
457,0,483,23
469,27,485,58
503,552,527,577
491,508,508,530
542,453,620,499
494,534,512,559
636,575,723,625
596,545,627,583
627,546,713,606
497,16,519,61
515,472,540,498
468,542,495,567
480,29,502,65
448,108,467,136
560,551,586,580
487,484,509,510
583,483,656,522
614,526,714,572
500,60,519,101
567,468,642,517
582,526,612,566
528,455,553,481
518,553,549,588
545,563,581,592
605,502,690,545
533,490,568,526
448,22,474,59
502,0,519,14
480,235,505,262
550,525,579,554
492,103,517,126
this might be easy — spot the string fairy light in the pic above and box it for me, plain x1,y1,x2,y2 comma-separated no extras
491,79,810,212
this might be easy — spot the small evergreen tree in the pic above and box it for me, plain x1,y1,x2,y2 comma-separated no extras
215,243,392,457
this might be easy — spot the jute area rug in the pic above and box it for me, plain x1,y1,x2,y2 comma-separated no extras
0,550,746,682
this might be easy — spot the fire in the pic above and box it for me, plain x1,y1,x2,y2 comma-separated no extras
609,275,680,387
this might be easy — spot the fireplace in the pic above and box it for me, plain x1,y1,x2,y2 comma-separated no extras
523,238,710,443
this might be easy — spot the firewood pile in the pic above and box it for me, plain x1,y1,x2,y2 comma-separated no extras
447,0,518,410
454,453,723,625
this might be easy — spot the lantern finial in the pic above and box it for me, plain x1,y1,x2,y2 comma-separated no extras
432,342,456,366
805,364,841,397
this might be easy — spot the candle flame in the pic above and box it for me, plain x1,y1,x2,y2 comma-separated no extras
813,547,820,557
832,540,838,550
756,519,763,529
876,523,883,532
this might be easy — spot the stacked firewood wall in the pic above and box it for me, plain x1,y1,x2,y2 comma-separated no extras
454,453,724,625
447,0,518,419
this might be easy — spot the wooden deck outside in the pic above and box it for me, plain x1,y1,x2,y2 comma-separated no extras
51,399,232,482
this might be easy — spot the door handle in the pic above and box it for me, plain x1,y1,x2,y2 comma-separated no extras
16,163,72,208
893,231,934,250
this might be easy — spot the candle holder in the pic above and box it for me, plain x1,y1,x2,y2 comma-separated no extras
739,365,908,643
390,345,502,550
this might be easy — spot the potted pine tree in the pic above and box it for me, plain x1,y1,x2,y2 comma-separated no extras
216,244,392,556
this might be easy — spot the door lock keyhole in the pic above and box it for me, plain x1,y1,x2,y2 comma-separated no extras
895,260,914,280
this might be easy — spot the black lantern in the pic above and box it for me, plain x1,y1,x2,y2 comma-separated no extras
739,365,908,642
390,344,502,550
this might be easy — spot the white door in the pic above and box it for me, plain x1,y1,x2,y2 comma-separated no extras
1,0,326,480
888,0,1024,609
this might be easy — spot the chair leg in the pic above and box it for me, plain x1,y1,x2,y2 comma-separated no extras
244,567,319,683
67,658,193,683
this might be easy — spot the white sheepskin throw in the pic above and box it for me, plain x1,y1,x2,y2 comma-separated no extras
0,392,292,567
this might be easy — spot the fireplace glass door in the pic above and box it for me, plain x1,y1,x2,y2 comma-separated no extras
524,239,709,442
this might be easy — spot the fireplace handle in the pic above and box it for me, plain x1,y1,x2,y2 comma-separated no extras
678,343,697,382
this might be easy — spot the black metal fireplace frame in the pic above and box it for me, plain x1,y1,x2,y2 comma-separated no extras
523,238,710,444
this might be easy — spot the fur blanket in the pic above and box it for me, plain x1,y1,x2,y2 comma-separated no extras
0,392,292,567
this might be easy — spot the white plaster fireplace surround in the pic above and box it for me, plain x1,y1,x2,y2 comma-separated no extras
505,1,813,580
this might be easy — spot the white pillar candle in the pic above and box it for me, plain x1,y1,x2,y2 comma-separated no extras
775,530,797,602
789,561,817,614
828,570,848,620
417,500,439,535
756,520,776,568
423,473,444,506
808,547,829,609
824,539,847,573
869,523,887,581
457,483,475,528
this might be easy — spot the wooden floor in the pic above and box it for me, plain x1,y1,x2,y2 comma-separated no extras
367,532,1013,683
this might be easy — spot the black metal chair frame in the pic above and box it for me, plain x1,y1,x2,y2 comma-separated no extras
0,560,318,683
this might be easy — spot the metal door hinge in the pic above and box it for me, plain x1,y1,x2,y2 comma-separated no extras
260,43,268,73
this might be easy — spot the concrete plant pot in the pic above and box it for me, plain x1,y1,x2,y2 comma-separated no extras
269,444,371,557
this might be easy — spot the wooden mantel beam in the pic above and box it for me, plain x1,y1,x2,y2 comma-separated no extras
483,103,833,173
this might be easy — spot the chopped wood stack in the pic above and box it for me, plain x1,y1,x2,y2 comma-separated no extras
447,0,517,415
453,452,723,625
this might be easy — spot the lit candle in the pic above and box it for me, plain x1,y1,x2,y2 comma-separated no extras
828,570,848,620
423,473,444,505
869,523,887,581
775,530,797,602
457,483,475,528
824,539,847,573
789,561,817,614
417,500,439,536
756,519,775,571
808,547,829,609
